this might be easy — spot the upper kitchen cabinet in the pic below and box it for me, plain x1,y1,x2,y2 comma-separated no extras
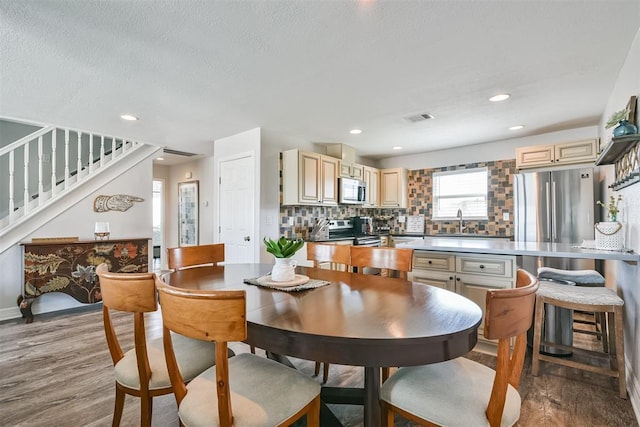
363,165,380,207
516,139,598,169
282,149,339,206
339,162,364,179
380,168,408,208
327,144,363,179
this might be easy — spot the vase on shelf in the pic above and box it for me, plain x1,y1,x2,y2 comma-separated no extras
613,120,638,137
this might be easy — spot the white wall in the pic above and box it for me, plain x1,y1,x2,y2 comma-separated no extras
0,159,153,320
599,27,640,417
379,126,598,170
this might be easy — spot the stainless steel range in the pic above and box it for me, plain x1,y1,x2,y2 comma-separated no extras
327,218,382,247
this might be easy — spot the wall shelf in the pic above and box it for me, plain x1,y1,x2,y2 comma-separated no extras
595,135,640,191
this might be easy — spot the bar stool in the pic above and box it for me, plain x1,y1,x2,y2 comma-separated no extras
531,278,626,398
538,267,607,345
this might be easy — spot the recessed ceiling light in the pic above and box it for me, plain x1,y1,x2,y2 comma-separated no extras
489,93,510,102
156,157,165,161
120,114,139,121
509,125,525,131
393,146,403,150
350,129,362,135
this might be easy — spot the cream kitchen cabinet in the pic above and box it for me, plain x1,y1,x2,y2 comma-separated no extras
363,165,380,207
516,139,598,169
409,251,516,341
339,162,364,180
282,149,339,206
380,168,408,208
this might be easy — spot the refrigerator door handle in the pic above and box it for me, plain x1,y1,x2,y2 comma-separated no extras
551,180,557,242
545,181,551,241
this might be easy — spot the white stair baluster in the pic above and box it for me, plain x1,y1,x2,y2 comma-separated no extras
64,129,70,189
51,130,57,196
89,133,94,173
23,143,30,214
100,135,105,167
9,150,15,220
77,131,82,181
38,135,44,205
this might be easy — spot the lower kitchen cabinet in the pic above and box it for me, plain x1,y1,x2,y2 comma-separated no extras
409,251,516,345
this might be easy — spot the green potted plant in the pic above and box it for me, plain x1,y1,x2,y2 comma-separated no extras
263,236,304,281
606,108,637,136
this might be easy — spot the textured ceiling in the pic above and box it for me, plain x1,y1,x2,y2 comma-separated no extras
1,1,639,160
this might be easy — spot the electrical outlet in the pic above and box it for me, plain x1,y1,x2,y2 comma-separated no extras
398,216,406,223
503,212,510,221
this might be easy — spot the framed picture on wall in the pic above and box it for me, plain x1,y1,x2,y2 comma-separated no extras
178,181,199,247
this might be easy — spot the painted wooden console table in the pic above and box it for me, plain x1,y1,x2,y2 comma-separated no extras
19,238,150,323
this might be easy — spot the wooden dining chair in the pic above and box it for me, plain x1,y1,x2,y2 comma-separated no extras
380,269,539,427
96,263,218,427
306,242,352,383
307,242,351,272
350,246,414,380
350,246,414,279
156,280,321,427
167,243,225,270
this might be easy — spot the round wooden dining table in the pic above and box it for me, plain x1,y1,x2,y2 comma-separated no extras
161,263,482,427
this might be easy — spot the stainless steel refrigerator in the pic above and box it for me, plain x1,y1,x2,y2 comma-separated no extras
514,167,598,273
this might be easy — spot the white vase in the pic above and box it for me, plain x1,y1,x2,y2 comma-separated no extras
271,258,297,282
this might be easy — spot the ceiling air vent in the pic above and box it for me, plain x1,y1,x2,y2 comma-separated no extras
404,113,435,123
163,148,197,156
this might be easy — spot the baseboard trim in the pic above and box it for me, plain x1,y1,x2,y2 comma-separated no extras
626,359,640,423
0,306,22,322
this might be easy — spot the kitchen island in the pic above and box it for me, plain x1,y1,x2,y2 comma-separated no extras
396,237,638,353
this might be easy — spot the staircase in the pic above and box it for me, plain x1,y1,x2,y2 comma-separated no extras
0,117,160,253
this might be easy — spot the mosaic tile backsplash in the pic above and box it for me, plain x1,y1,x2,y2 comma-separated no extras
279,159,515,238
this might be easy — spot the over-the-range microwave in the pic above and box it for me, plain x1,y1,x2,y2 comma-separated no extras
339,177,366,204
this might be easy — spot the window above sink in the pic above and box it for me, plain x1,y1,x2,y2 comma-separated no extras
431,167,489,220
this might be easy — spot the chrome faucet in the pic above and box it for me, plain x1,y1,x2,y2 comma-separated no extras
456,209,466,233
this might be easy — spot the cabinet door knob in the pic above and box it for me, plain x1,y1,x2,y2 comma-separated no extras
428,260,433,264
456,277,460,281
449,276,454,280
479,264,485,269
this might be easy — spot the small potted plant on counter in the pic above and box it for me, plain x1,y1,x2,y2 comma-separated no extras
263,236,304,282
597,194,623,222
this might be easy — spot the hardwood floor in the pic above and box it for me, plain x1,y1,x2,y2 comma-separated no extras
1,305,636,426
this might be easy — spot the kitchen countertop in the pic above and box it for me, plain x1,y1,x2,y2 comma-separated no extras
396,238,639,262
389,233,514,239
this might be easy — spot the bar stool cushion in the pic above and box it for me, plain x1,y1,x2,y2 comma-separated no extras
537,267,605,287
381,358,521,427
537,281,623,306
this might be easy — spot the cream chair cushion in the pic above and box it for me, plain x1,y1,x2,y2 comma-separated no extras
381,357,521,427
178,353,321,427
114,332,216,390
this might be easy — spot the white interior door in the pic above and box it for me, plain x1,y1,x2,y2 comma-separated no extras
218,154,255,263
